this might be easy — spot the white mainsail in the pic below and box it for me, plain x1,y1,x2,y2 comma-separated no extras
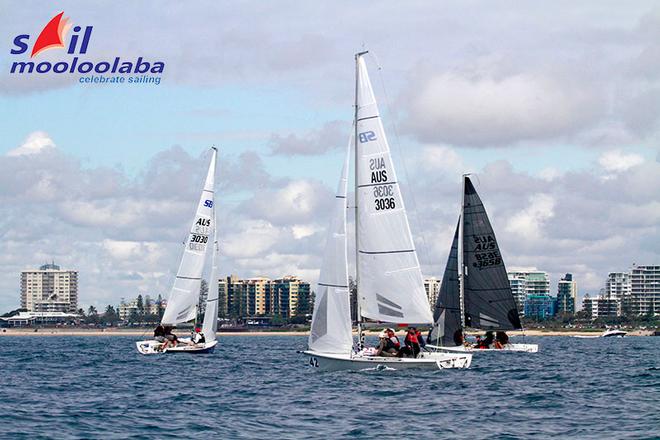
355,56,432,324
308,138,352,354
162,149,217,325
202,180,219,341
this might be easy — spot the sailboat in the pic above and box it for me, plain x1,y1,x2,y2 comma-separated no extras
427,175,538,353
303,52,472,371
136,147,220,354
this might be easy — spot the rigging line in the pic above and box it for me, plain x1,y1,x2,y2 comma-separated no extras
369,51,432,278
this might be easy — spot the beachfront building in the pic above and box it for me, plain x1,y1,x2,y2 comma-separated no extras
582,293,618,320
629,265,660,316
605,272,631,315
507,270,551,317
20,262,78,313
523,294,557,320
118,295,166,320
218,275,311,319
424,277,441,307
1,311,80,327
557,273,577,315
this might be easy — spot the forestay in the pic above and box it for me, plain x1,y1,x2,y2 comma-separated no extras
355,56,432,324
462,177,521,330
308,140,353,354
430,222,463,345
162,149,216,325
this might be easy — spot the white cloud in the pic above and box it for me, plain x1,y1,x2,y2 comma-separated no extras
403,73,603,146
598,149,644,173
505,193,555,241
7,131,55,157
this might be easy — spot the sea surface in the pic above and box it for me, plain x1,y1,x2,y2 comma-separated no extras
0,335,658,439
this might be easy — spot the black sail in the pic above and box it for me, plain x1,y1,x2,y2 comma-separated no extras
462,177,521,330
429,222,463,346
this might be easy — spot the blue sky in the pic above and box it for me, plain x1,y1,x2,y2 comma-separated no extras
0,1,659,311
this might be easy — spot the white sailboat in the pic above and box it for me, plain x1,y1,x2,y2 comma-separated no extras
304,52,472,371
427,175,538,354
136,147,220,355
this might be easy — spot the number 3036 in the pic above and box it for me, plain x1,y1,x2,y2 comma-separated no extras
374,198,395,210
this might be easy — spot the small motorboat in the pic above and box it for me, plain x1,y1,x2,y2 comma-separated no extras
601,329,627,338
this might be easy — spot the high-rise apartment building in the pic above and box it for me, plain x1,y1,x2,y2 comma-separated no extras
629,265,660,316
218,275,311,319
507,270,551,317
557,273,577,315
20,262,78,313
423,277,441,307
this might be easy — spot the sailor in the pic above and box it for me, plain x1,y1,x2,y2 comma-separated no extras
163,325,178,347
494,331,509,349
401,327,421,358
415,328,426,349
386,328,400,352
191,326,206,345
154,324,168,350
480,331,495,349
375,329,399,357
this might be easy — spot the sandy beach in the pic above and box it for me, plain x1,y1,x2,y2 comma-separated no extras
0,328,654,337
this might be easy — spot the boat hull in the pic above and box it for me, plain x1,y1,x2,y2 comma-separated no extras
136,339,218,355
427,343,538,353
303,350,472,371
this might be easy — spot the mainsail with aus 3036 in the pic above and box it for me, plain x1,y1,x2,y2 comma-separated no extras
304,52,472,371
427,175,538,353
136,147,220,354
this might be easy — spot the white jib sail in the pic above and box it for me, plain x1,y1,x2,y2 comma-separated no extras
202,167,219,341
308,138,353,354
162,148,217,325
355,56,433,324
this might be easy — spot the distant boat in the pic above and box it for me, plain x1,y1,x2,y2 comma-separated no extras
427,175,538,353
136,148,219,354
303,52,472,371
602,329,627,337
574,329,627,339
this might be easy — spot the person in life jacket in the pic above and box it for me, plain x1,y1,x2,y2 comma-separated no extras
191,326,206,345
375,330,397,357
479,331,495,349
400,327,422,358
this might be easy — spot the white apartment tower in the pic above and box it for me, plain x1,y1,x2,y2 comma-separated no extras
629,265,660,316
20,262,78,313
507,270,551,316
423,277,441,307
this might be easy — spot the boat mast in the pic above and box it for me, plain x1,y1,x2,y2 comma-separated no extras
354,50,368,351
458,174,467,333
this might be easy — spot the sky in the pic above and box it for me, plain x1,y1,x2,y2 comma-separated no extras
1,1,659,311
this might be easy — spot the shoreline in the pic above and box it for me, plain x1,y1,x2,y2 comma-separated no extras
0,328,655,337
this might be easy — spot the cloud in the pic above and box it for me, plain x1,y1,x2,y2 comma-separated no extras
402,73,603,147
598,150,644,173
505,193,555,241
6,131,55,157
269,120,348,156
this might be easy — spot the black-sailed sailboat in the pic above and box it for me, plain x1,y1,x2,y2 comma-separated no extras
428,175,538,353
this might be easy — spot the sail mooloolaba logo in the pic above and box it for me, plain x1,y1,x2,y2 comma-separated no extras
9,11,165,83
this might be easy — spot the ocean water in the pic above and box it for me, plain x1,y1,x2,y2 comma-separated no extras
0,335,658,439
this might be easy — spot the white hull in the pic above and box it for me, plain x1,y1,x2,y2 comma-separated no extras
136,338,218,355
573,330,627,339
427,343,538,353
303,350,472,371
